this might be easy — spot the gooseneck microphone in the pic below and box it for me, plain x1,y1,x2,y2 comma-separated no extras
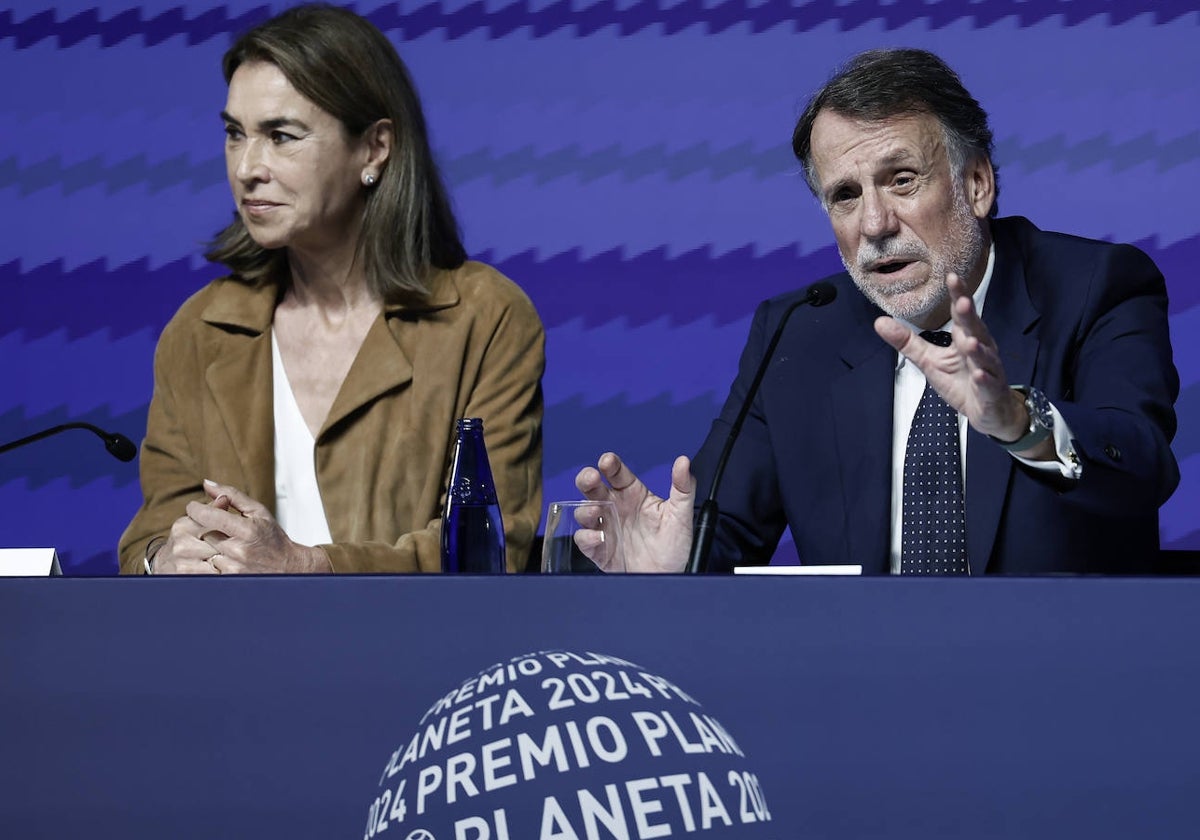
0,422,137,462
685,280,837,574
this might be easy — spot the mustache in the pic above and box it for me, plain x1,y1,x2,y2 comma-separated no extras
856,239,928,270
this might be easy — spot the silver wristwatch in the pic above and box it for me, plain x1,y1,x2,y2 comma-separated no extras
990,385,1054,452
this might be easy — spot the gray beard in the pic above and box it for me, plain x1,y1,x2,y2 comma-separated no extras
843,189,984,325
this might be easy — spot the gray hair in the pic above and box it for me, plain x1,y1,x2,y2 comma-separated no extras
792,48,999,217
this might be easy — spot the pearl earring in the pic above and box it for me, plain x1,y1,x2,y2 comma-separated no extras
363,173,376,186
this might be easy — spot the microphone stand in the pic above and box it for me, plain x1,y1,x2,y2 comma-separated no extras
0,422,138,462
685,282,836,573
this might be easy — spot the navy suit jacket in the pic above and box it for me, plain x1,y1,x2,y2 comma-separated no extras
693,216,1179,574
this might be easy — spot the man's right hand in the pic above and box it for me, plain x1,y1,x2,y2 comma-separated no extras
574,452,695,573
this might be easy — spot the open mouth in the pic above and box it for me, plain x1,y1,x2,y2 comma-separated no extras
873,260,913,275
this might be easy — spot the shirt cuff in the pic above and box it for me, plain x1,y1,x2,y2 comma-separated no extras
1011,402,1082,480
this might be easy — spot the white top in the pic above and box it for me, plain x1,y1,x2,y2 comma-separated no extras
887,244,1081,573
271,331,333,547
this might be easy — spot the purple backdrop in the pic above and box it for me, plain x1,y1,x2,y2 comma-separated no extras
2,1,1197,573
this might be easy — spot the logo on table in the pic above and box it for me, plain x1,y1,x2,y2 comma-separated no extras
361,650,773,839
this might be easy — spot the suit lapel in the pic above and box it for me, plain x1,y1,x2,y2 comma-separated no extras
830,296,896,574
204,330,276,509
318,270,460,437
200,280,277,507
965,229,1041,575
320,314,415,438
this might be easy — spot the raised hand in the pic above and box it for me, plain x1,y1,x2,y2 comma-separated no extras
874,272,1035,448
574,452,695,573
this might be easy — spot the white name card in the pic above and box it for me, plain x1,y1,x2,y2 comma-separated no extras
734,564,862,576
0,548,62,577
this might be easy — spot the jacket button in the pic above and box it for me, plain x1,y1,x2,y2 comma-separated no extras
1104,444,1122,462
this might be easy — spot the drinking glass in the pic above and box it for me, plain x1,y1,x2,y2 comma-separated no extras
540,500,625,573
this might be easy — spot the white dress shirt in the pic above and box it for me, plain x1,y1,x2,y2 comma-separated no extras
887,244,1082,573
272,331,334,547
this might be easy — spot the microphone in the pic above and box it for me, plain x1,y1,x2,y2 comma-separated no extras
685,280,837,574
0,422,138,462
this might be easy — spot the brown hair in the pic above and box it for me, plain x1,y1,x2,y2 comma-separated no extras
205,3,466,300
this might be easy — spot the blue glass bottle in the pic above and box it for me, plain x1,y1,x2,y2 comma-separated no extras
441,418,507,574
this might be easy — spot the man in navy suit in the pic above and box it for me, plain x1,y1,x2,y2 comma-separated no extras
577,48,1178,574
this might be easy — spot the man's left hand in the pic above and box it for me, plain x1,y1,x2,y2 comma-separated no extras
874,272,1032,446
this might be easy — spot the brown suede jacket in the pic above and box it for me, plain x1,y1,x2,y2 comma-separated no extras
118,261,544,574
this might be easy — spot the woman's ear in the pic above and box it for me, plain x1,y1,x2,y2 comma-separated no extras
363,119,393,171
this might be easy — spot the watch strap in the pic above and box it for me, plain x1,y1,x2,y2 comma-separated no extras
989,385,1053,453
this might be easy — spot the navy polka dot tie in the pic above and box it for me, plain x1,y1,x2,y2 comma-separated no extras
901,330,969,575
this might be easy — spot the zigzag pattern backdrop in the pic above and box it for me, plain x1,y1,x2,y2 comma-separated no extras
3,1,1198,574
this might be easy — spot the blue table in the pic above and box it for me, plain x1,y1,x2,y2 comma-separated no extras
2,575,1196,838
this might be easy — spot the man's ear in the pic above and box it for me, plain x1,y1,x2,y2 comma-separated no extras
965,155,996,219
